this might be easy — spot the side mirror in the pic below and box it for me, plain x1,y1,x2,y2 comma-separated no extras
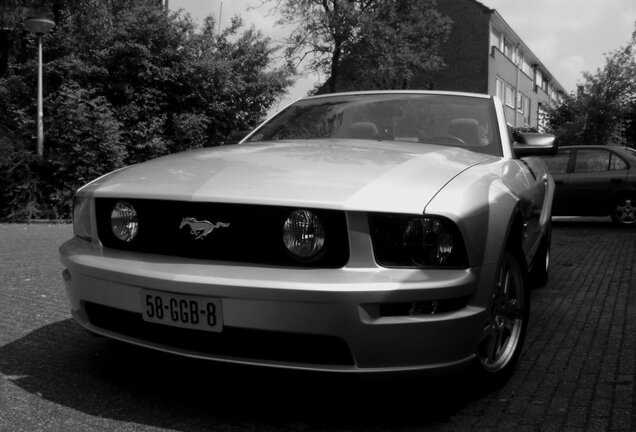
513,133,557,157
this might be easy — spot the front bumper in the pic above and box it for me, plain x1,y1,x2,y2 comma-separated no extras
60,237,494,373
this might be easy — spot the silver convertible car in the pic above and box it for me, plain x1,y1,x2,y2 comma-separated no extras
60,91,556,382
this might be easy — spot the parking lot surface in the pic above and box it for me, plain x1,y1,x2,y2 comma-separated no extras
1,220,634,431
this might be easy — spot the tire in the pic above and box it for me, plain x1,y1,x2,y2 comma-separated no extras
475,251,529,385
611,196,636,227
529,224,551,288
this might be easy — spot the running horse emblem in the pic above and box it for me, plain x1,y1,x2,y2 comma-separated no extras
179,217,230,240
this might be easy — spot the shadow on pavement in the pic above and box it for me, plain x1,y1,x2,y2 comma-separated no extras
0,319,488,431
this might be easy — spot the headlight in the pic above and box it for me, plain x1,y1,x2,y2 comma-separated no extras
72,194,92,241
369,213,468,268
402,217,455,266
282,209,326,261
110,201,138,243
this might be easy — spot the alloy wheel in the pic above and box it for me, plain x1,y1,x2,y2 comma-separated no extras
478,253,526,373
614,198,636,226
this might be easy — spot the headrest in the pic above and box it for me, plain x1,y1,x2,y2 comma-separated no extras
448,118,481,146
349,122,378,140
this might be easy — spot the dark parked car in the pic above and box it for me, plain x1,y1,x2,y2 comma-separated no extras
540,145,636,226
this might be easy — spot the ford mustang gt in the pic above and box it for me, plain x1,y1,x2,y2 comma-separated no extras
60,91,556,382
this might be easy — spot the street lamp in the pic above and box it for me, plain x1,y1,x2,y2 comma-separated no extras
24,17,55,157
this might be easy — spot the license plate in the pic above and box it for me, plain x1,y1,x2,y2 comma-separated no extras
141,290,222,332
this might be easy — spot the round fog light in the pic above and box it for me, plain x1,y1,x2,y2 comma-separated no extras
283,209,326,260
111,201,138,242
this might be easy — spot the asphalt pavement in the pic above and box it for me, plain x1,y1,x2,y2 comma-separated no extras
0,219,634,431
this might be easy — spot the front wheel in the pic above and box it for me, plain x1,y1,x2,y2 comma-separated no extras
476,252,529,384
611,196,636,226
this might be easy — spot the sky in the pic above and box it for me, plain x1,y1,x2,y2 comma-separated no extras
169,0,636,111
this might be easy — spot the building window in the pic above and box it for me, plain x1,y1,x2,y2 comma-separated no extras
517,93,531,125
517,51,524,68
504,84,515,108
490,29,502,53
548,83,556,101
495,77,504,101
504,40,516,63
523,97,531,125
536,70,544,92
521,57,532,76
539,73,549,92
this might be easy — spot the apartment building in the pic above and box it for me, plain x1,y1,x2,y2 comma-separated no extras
412,0,567,131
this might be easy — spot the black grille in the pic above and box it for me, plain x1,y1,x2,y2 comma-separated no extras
85,302,355,366
95,199,349,268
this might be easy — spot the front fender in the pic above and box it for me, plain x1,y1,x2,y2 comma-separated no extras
424,159,526,269
424,155,553,278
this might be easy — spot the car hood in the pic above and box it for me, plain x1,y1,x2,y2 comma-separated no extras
88,140,496,214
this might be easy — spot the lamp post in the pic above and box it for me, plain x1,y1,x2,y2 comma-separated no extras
24,17,55,157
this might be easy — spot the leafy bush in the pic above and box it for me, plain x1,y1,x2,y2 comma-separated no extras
0,1,292,220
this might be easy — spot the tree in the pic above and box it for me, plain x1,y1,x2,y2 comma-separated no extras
185,16,294,147
0,0,293,220
0,0,41,76
346,0,452,89
276,0,451,93
549,25,636,148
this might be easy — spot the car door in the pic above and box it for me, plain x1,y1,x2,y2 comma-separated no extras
541,148,572,215
564,148,629,215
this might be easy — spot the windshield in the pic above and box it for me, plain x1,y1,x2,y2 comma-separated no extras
248,93,502,156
